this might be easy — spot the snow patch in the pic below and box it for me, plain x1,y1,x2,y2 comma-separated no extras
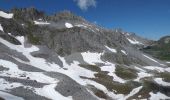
149,92,170,100
0,78,22,91
101,63,125,83
143,54,165,66
144,66,165,72
121,50,127,55
0,24,4,32
0,59,58,84
81,52,104,65
0,11,13,19
154,78,170,86
34,21,50,25
135,71,152,82
65,22,73,28
105,46,117,53
127,38,143,45
75,24,87,28
35,84,72,100
124,86,143,99
134,66,152,82
143,54,158,63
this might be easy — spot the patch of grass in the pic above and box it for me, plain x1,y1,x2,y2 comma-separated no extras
81,75,140,94
27,33,41,45
159,72,170,82
88,85,108,99
79,64,101,72
115,65,138,80
94,89,107,99
142,40,170,61
26,21,42,45
133,79,170,99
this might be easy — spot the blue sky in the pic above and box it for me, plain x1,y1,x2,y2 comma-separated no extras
0,0,170,40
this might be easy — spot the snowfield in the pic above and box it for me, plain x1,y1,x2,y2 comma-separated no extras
0,11,13,19
65,22,73,28
81,52,104,65
0,31,170,99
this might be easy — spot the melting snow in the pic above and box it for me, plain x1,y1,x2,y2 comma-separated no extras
0,11,13,19
65,22,73,28
149,92,170,100
75,24,87,28
135,71,152,82
134,66,152,82
143,54,158,63
144,66,165,72
81,52,104,65
35,84,72,100
0,59,58,84
0,24,4,32
105,46,117,53
121,50,127,55
154,78,170,86
124,86,143,99
143,54,166,66
101,64,125,83
34,21,50,25
0,78,22,90
127,38,143,45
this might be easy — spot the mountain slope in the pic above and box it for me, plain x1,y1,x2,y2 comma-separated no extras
0,8,170,100
142,36,170,62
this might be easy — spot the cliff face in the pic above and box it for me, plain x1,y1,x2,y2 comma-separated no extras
0,8,170,100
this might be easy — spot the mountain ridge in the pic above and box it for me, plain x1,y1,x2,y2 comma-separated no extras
0,8,170,100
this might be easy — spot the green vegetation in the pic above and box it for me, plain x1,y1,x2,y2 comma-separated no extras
26,22,42,45
115,65,138,80
81,75,140,94
142,36,170,61
79,64,101,72
27,33,41,45
79,64,141,94
159,72,170,82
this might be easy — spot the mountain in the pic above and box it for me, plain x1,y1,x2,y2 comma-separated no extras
142,36,170,61
0,8,170,100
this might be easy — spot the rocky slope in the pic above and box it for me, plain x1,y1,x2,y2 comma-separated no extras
0,8,170,100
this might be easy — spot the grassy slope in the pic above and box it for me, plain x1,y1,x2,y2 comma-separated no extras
142,36,170,61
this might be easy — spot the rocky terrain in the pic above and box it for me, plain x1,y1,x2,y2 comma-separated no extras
0,8,170,100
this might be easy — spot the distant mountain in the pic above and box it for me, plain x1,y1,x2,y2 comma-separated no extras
0,8,170,100
142,36,170,61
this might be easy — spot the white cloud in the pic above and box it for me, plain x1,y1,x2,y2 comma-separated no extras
74,0,97,11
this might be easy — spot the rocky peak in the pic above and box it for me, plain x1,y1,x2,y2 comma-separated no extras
49,10,85,22
11,7,45,20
